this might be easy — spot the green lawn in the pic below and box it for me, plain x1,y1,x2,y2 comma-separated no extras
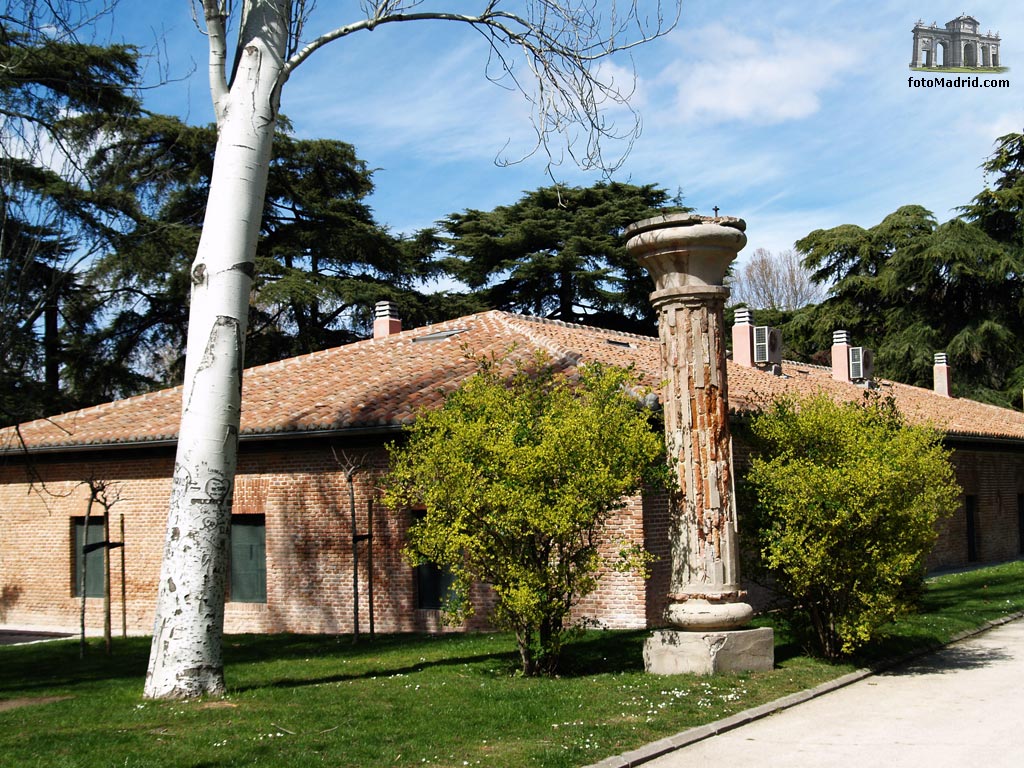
3,560,1023,768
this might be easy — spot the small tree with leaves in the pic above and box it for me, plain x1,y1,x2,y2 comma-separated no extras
384,354,664,675
741,393,960,660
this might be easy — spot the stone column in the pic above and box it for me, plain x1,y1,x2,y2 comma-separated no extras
627,213,773,675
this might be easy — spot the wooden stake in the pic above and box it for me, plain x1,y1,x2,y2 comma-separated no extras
79,494,94,659
103,512,111,654
120,512,127,639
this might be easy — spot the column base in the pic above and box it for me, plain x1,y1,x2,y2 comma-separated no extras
643,627,774,675
664,598,753,630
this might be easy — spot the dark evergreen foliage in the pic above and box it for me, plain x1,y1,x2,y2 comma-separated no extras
1,20,143,425
89,119,476,385
441,182,687,334
782,135,1024,407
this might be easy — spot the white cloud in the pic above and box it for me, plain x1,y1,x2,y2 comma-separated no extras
286,33,541,164
591,58,644,107
259,3,1016,246
657,24,860,125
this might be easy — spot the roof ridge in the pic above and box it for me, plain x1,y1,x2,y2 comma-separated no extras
6,309,1024,454
498,311,657,342
236,310,506,375
492,313,583,367
9,384,183,432
780,359,830,371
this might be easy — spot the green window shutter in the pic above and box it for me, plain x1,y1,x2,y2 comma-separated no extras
73,518,105,598
230,516,266,603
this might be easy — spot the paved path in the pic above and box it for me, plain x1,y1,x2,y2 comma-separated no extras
617,618,1024,768
0,629,71,645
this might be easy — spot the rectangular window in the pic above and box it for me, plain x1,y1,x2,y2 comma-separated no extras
416,562,455,610
1018,494,1024,556
965,495,979,563
410,509,454,610
229,515,266,603
72,517,105,598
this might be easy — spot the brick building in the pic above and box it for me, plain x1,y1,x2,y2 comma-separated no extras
2,309,1023,636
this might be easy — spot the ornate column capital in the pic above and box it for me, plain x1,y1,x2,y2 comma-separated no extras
626,214,747,295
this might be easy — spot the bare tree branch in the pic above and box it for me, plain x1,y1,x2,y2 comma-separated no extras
728,248,827,311
280,1,680,174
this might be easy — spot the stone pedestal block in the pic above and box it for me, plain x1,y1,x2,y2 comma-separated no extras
643,627,774,675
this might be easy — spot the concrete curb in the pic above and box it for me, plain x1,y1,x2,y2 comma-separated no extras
587,610,1024,768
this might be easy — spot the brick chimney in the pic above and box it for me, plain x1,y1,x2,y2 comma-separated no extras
732,308,755,367
373,301,401,339
831,330,851,382
934,352,952,397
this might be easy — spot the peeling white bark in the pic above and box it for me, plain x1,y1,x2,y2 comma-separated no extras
143,1,288,700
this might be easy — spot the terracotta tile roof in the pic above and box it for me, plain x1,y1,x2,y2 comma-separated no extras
4,310,1024,453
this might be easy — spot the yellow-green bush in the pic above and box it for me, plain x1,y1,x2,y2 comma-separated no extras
743,393,961,659
384,354,664,675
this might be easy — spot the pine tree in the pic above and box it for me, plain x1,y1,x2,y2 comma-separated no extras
1,16,142,423
442,182,684,333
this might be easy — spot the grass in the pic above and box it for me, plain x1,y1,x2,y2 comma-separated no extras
2,559,1023,768
858,560,1024,663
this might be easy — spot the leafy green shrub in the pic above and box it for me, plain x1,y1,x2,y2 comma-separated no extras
384,353,665,675
742,393,960,659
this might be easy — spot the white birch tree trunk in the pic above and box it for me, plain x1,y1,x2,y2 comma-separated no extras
143,1,288,699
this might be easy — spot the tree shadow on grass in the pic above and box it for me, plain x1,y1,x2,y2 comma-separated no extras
556,630,648,677
228,630,653,691
0,633,517,696
0,637,152,695
921,564,1024,615
767,614,1009,671
3,630,650,697
225,631,524,692
228,648,522,692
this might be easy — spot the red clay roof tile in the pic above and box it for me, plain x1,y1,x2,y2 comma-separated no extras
3,310,1023,452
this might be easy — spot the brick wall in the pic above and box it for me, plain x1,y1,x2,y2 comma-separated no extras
570,491,667,630
0,451,172,633
732,434,1024,574
5,435,1020,637
0,437,653,635
928,446,1024,569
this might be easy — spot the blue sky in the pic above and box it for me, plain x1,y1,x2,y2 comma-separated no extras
109,1,1022,269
